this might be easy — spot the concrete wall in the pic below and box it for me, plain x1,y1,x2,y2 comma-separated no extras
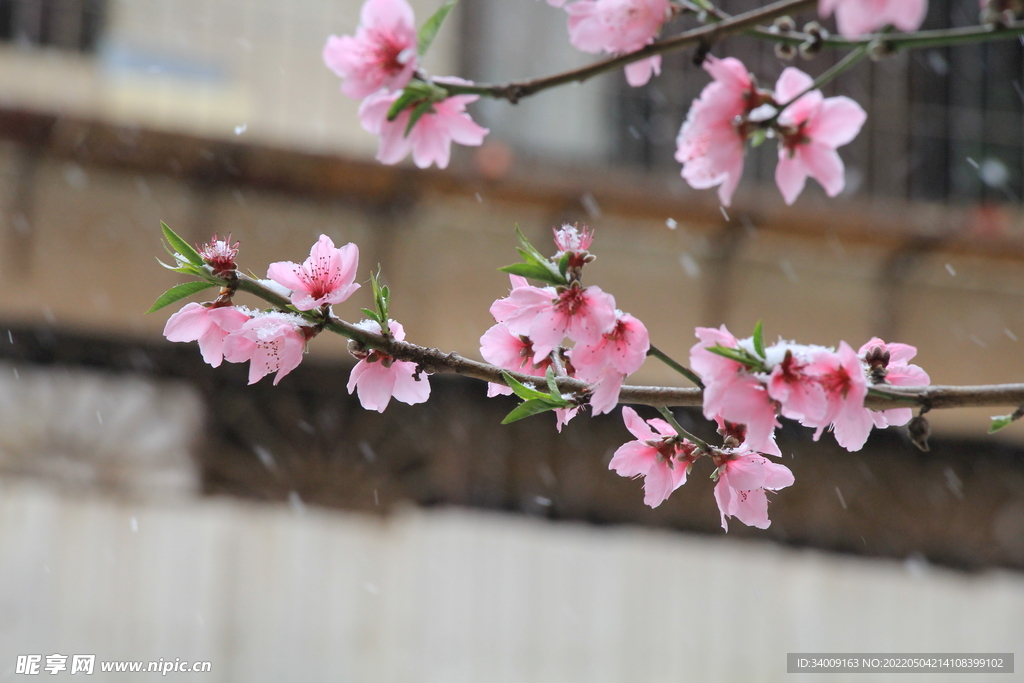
1,482,1021,683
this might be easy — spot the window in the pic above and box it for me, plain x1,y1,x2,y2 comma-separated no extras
0,0,104,53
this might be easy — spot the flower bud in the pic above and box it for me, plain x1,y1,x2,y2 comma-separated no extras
908,415,931,452
774,43,797,61
773,15,796,32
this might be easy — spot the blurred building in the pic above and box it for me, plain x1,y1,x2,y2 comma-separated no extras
0,0,1023,680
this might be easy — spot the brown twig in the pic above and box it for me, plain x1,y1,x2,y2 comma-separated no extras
436,0,818,103
233,274,1024,412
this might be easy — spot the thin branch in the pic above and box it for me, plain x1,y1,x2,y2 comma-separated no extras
658,406,711,451
691,2,1024,52
755,20,1024,51
648,344,704,388
777,44,869,110
437,0,818,102
436,0,1024,105
231,273,1024,413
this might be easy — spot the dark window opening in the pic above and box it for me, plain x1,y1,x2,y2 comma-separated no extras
0,0,105,53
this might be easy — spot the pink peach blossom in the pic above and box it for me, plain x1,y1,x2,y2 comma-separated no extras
358,86,489,169
774,67,867,205
347,320,430,412
555,406,580,432
479,322,551,398
585,370,626,415
490,277,556,334
806,341,873,451
819,0,928,38
690,326,781,456
714,447,794,530
571,311,650,414
764,342,828,425
222,312,310,385
859,337,930,428
163,303,251,368
609,406,697,507
323,0,418,99
553,224,594,254
565,0,671,86
526,284,618,362
267,235,360,311
197,233,239,275
676,56,755,206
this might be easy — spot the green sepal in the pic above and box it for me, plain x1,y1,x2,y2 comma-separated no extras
558,252,570,278
161,222,204,268
404,100,435,137
749,129,768,148
387,89,423,122
417,0,457,57
752,320,766,359
146,281,216,314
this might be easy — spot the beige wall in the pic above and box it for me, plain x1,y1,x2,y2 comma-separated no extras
2,141,1024,440
0,0,459,156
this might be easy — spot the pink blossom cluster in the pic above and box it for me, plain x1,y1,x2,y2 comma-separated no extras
676,57,867,207
690,326,930,454
609,407,795,530
164,302,312,386
164,233,431,410
323,0,488,169
165,234,361,385
481,225,650,427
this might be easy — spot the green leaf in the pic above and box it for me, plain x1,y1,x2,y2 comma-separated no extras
989,408,1024,433
515,225,549,264
749,129,768,148
404,100,435,137
502,398,565,424
369,267,390,334
752,320,765,359
989,415,1014,433
417,0,457,56
146,281,216,314
498,263,566,286
161,222,204,267
361,308,382,323
545,366,560,397
705,344,766,371
500,371,550,401
156,258,205,277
